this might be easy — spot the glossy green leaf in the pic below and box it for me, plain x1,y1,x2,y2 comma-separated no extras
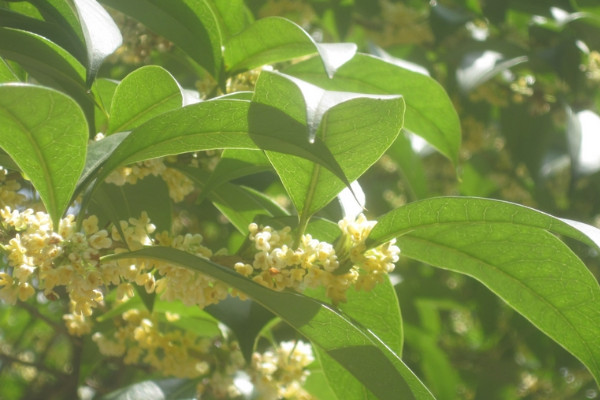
224,17,357,77
178,166,287,235
108,65,183,134
210,0,253,38
253,71,404,217
0,84,87,228
25,0,87,60
0,56,22,82
94,99,255,186
0,27,93,116
106,247,435,400
367,197,600,250
77,131,128,200
0,7,83,61
367,196,600,385
205,149,271,190
99,0,223,79
92,77,117,133
210,183,288,235
285,53,461,165
72,0,122,85
309,277,404,399
89,177,172,234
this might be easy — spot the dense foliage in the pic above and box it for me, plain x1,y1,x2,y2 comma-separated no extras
1,0,600,399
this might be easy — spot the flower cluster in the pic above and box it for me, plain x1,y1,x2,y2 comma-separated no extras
93,307,315,399
251,340,315,400
93,309,216,378
0,167,25,209
234,214,400,304
152,231,231,309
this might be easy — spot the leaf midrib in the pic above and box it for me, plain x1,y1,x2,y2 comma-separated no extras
401,234,600,375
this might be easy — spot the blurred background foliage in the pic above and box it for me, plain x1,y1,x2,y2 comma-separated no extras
2,0,600,399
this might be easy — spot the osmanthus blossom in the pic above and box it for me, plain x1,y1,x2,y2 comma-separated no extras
235,214,400,304
0,167,399,399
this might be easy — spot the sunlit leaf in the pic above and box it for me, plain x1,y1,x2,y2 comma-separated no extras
0,27,93,118
0,84,87,228
367,197,600,385
253,71,404,218
99,0,223,79
72,0,122,85
224,17,356,77
285,53,461,165
108,65,183,134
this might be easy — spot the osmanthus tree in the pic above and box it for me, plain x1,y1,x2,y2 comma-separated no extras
0,1,600,399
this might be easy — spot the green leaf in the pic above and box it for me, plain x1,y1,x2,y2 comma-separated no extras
205,296,274,363
0,56,22,82
210,184,289,234
99,0,223,79
79,131,128,190
367,196,600,386
92,77,117,133
106,247,435,400
178,166,287,235
0,27,93,116
0,84,87,229
310,276,404,399
210,0,253,38
403,324,459,400
284,53,461,165
253,71,404,217
108,65,183,134
89,176,172,234
94,99,255,186
0,7,83,62
367,197,600,250
205,149,271,190
71,0,122,85
24,0,87,61
224,16,357,77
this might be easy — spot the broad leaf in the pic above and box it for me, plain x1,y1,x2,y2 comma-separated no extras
0,6,83,62
89,177,172,234
72,0,122,85
367,196,600,385
105,247,435,400
224,16,357,77
0,56,22,82
178,166,287,235
79,131,129,190
99,0,223,79
284,53,461,165
210,0,253,39
0,84,87,228
108,65,183,134
253,71,404,217
0,27,93,117
204,149,271,191
94,99,255,186
309,277,404,399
